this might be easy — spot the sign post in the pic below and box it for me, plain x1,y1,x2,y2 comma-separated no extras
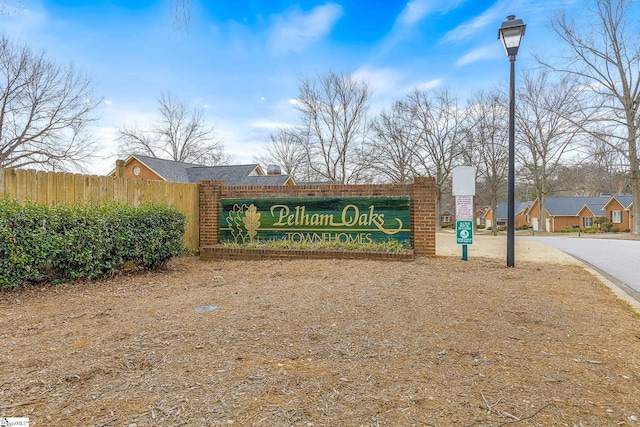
452,166,476,261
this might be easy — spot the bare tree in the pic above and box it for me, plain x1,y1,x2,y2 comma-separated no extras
370,102,416,183
583,136,630,193
118,92,228,165
294,71,374,184
255,128,307,180
464,90,510,236
548,135,630,196
3,1,191,31
399,88,466,229
515,70,588,231
0,35,102,171
171,0,191,32
0,0,22,15
546,0,640,233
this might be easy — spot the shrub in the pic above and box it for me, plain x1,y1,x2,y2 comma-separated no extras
128,203,187,270
0,198,186,289
560,228,577,233
602,222,613,232
0,198,56,288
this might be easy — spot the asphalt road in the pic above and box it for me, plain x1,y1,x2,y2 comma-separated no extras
520,235,640,303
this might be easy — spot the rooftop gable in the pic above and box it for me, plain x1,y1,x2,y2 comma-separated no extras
129,154,192,182
115,154,291,186
603,194,633,210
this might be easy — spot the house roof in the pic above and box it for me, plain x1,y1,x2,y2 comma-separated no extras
604,195,633,209
184,163,263,183
113,154,294,186
543,196,610,216
240,175,295,186
130,155,193,182
495,201,532,219
581,199,608,216
520,195,636,217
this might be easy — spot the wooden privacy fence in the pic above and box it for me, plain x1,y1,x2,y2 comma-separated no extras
0,167,199,251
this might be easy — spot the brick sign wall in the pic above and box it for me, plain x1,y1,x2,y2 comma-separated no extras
199,177,436,260
219,196,411,246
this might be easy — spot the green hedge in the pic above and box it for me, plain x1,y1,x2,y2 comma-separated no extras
0,198,186,289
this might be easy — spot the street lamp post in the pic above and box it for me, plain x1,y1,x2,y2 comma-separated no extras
498,15,526,268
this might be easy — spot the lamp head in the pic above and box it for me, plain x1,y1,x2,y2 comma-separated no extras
498,15,526,59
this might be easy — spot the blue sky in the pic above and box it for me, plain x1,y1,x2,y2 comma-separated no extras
1,0,579,174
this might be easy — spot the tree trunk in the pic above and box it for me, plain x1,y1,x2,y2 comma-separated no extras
435,188,442,231
631,166,640,235
491,196,498,237
539,194,547,233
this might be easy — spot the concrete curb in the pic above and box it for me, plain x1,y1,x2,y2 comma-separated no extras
575,262,640,314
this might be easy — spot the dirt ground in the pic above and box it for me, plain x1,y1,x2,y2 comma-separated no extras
2,235,640,426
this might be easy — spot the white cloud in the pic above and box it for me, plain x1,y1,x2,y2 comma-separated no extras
352,67,403,94
443,9,499,43
269,3,343,55
441,0,546,44
414,78,443,91
0,6,47,35
396,0,431,27
92,126,120,174
249,120,294,129
104,100,113,105
455,44,499,66
373,0,466,60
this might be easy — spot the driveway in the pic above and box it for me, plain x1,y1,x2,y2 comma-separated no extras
520,235,640,304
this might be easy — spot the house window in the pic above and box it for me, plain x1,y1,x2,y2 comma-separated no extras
132,165,141,176
611,210,622,224
441,215,452,223
583,217,593,228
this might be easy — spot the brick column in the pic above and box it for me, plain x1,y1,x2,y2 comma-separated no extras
115,160,125,177
412,177,436,256
199,180,225,248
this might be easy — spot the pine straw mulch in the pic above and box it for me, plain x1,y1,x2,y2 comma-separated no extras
1,256,640,426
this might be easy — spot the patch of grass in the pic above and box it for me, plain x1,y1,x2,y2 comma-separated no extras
621,301,640,319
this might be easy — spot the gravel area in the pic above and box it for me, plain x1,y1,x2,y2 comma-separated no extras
1,232,640,425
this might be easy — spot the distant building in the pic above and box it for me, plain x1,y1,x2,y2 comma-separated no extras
109,154,295,186
482,201,532,230
528,195,634,232
440,208,455,227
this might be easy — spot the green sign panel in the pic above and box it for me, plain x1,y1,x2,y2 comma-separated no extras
456,220,473,244
220,196,411,247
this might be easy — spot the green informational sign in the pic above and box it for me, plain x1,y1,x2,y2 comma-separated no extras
220,196,411,247
456,220,473,245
